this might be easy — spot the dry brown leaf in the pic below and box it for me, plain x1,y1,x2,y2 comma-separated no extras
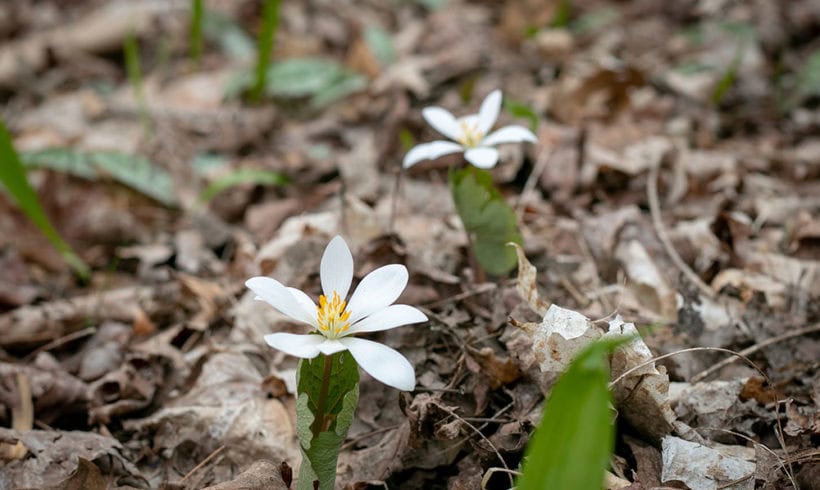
511,242,550,316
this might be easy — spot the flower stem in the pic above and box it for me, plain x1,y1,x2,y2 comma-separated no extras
310,354,333,437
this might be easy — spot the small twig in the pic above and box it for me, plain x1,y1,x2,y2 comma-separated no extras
421,282,496,309
341,424,400,450
439,404,514,488
691,323,820,383
181,445,226,482
480,467,521,490
647,162,715,299
609,347,764,389
23,327,97,361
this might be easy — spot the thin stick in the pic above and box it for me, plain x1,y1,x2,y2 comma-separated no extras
647,162,715,299
438,405,514,487
480,467,521,490
515,145,551,220
181,444,226,482
691,323,820,383
23,327,97,361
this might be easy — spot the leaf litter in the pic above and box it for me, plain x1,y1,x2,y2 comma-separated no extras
1,0,819,488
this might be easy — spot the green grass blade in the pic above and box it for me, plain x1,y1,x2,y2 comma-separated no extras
199,168,289,203
249,0,281,103
190,0,204,68
0,121,89,277
517,337,631,490
124,29,152,132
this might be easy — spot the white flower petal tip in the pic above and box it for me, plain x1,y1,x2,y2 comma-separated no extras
477,90,503,135
246,276,317,325
403,141,464,168
349,304,428,334
320,235,354,300
342,337,416,391
422,107,462,141
264,333,324,359
482,125,538,146
464,147,500,169
347,264,409,322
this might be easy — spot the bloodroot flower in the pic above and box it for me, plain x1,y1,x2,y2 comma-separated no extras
246,236,427,391
402,89,538,169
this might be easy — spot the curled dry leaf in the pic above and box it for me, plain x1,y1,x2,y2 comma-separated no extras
615,239,678,321
606,317,676,440
203,460,290,490
512,304,602,389
510,242,550,316
661,436,755,490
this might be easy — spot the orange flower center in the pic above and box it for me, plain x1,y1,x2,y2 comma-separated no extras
317,291,351,337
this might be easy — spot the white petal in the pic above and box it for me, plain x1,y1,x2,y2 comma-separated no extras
422,107,462,141
348,304,428,334
287,287,318,327
320,236,354,300
347,264,408,323
246,277,316,326
464,147,499,168
477,89,502,135
402,141,465,168
341,337,415,391
317,339,348,355
482,125,538,147
264,333,323,358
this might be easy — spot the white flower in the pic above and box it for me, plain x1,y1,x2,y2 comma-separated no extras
245,236,427,391
403,89,538,169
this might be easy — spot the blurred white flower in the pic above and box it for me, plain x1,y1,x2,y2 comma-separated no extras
246,236,427,391
403,89,538,169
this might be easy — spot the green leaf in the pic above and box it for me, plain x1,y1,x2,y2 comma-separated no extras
250,0,281,103
198,168,288,202
267,58,366,108
503,98,539,132
516,337,631,490
450,167,522,276
364,27,396,66
189,0,204,68
296,351,359,490
227,57,367,108
21,148,176,207
203,10,256,59
0,122,89,277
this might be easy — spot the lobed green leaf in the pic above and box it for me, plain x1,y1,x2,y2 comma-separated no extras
295,351,359,490
450,167,522,275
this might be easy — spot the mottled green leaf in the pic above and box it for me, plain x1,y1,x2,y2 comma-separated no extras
198,168,288,202
450,167,522,275
517,337,631,490
21,148,176,206
203,10,256,59
364,27,396,66
0,123,88,277
296,351,359,490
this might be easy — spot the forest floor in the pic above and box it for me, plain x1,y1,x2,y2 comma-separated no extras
0,0,818,488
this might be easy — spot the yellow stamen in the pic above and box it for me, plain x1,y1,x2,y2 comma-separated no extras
316,291,351,338
457,120,483,148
